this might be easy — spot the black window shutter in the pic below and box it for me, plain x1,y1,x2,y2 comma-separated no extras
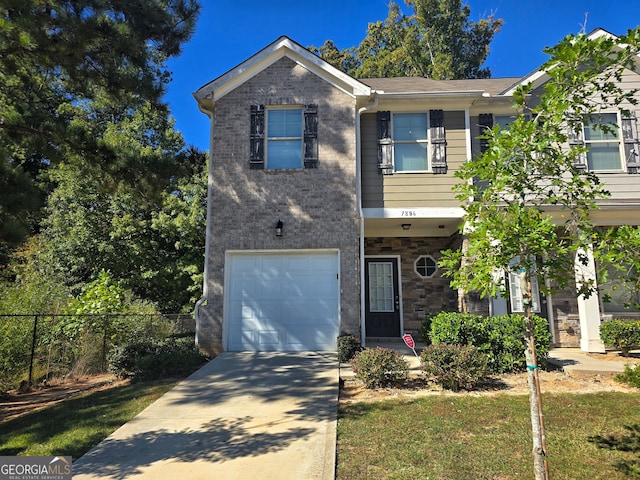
249,105,265,169
377,111,393,175
478,113,493,154
621,113,640,174
304,104,318,168
430,109,447,174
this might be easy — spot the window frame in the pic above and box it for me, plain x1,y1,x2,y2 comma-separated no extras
265,106,304,170
414,255,438,278
507,257,542,314
391,112,430,173
582,112,625,172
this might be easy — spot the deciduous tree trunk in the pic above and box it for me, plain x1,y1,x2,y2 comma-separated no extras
524,274,549,480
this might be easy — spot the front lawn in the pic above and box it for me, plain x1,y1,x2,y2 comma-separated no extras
337,392,640,479
0,380,177,460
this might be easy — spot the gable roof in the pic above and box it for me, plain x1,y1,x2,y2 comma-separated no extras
502,27,638,96
194,27,638,112
194,36,371,111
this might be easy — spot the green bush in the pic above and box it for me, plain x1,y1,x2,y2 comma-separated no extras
337,334,362,362
0,317,33,391
425,312,552,374
420,313,435,344
614,363,640,388
351,347,409,388
600,319,640,356
420,344,488,391
109,334,207,380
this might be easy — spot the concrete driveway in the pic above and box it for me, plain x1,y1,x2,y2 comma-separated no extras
72,352,338,480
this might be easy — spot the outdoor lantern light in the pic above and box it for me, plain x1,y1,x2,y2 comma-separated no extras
275,219,283,236
401,224,411,231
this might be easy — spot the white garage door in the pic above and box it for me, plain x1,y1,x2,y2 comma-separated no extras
226,251,340,351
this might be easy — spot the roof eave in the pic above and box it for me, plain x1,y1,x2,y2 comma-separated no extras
193,36,371,112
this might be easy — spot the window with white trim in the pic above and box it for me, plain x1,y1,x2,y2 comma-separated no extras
250,104,318,170
507,257,541,313
392,113,429,172
266,107,303,169
415,255,437,278
583,113,624,171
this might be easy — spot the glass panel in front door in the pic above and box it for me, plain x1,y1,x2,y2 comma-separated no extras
368,261,395,312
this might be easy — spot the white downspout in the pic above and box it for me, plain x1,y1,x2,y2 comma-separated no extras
356,95,378,348
194,98,215,348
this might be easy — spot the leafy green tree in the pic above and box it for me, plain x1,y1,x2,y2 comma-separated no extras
312,0,501,79
307,40,358,75
36,146,206,312
351,1,417,78
0,0,200,260
57,270,159,372
150,149,208,311
440,29,640,479
405,0,501,79
0,236,72,314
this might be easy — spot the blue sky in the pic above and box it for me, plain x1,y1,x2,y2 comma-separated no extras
164,0,640,151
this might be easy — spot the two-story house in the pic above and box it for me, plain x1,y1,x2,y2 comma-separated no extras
193,30,640,356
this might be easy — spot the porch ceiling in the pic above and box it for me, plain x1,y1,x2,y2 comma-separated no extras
364,217,461,237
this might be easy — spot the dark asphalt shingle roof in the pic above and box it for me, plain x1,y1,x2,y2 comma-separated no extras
360,77,522,96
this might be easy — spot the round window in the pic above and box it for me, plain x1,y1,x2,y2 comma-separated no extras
415,256,437,278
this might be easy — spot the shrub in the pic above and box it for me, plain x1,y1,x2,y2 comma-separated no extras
420,344,488,391
337,334,362,363
600,319,640,356
109,334,207,380
351,347,409,388
614,363,640,388
420,313,435,344
0,317,33,391
425,312,552,374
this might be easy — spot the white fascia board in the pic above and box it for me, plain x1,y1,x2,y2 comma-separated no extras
194,36,370,107
502,69,548,96
363,207,465,218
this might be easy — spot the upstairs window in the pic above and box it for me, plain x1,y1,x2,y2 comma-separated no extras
377,110,446,174
267,108,303,169
393,113,428,172
250,104,318,170
584,113,623,171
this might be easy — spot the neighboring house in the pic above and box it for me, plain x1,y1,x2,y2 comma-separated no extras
193,30,640,356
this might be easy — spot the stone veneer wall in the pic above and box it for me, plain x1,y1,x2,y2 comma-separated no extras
548,283,582,347
197,57,360,355
365,236,459,337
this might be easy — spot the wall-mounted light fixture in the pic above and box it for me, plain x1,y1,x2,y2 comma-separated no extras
401,224,411,231
275,219,283,237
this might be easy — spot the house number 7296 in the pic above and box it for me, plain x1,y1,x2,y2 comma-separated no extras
401,210,417,217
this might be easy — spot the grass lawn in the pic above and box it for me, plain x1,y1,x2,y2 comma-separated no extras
0,380,178,460
337,392,640,479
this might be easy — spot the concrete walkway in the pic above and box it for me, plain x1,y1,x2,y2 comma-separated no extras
548,347,638,375
72,352,338,480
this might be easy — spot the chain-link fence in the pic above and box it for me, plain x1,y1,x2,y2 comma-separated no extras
0,313,195,390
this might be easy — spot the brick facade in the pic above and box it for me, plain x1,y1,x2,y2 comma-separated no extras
197,57,360,355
